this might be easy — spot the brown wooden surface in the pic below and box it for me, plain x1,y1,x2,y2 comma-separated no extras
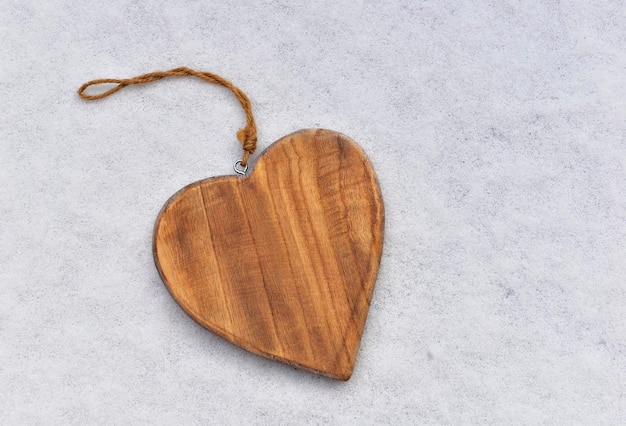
153,128,384,380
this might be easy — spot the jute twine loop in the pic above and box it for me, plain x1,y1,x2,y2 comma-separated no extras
78,67,257,166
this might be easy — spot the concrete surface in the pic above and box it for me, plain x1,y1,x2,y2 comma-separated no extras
1,1,625,424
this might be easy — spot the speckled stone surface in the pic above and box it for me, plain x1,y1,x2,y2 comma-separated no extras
1,1,625,424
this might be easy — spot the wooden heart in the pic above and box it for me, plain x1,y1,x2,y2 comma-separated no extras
153,128,384,380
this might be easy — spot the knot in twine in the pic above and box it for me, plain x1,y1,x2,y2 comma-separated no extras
78,67,257,167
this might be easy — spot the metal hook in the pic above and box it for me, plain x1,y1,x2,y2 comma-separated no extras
233,160,248,176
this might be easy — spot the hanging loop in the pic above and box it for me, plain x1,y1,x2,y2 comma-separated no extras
77,67,258,169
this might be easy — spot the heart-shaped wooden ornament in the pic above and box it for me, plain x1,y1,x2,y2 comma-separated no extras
78,68,384,380
153,128,384,380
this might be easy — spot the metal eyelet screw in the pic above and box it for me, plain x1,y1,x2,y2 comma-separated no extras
233,160,248,176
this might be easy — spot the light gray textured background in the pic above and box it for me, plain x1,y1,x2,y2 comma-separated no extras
1,1,625,424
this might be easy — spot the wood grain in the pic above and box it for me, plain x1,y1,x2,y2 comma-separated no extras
153,128,384,380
